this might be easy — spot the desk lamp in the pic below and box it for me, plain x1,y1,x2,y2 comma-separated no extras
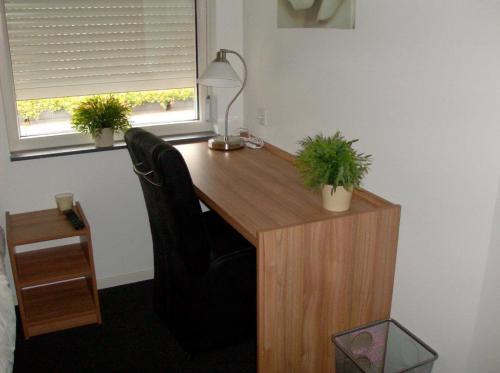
198,49,247,151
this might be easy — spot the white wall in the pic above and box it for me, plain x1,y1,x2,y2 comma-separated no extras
468,181,500,372
243,1,500,372
0,0,244,289
212,0,245,134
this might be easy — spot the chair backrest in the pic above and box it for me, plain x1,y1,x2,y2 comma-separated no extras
124,128,210,279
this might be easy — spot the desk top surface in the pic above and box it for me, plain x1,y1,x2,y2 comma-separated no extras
177,142,396,245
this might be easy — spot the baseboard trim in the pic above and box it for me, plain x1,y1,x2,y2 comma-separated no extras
97,269,154,289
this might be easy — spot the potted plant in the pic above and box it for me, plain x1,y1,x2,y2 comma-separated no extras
295,132,372,212
72,96,131,148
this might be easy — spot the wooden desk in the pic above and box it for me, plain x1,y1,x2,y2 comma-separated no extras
177,142,400,373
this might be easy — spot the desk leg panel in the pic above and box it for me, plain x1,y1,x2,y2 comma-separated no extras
257,207,400,373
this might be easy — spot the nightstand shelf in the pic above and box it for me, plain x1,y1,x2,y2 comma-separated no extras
7,206,91,245
16,243,91,288
23,278,98,337
6,202,102,339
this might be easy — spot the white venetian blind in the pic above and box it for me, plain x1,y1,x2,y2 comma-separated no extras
4,0,197,100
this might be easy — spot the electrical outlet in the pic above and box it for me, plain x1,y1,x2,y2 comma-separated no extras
257,108,268,126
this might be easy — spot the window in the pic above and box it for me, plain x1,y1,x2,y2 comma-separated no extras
0,0,210,152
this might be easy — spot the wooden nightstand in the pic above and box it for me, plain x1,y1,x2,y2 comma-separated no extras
6,202,102,339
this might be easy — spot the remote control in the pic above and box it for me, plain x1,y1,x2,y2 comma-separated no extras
64,209,85,230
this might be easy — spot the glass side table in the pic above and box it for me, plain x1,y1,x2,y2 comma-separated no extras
333,319,438,373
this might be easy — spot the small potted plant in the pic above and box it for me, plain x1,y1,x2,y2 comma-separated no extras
72,96,131,148
295,132,372,212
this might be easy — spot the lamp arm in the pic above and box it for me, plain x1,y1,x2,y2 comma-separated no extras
221,49,247,139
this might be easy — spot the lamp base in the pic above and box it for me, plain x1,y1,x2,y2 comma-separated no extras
208,135,245,151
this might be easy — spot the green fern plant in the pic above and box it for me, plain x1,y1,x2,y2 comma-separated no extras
71,96,131,137
295,132,372,192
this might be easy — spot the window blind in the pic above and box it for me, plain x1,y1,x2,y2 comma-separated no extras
4,0,197,100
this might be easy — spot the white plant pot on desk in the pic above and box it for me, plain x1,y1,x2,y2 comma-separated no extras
94,128,114,148
322,185,353,212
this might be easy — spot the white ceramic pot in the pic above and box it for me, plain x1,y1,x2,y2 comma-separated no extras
94,128,114,148
321,185,353,212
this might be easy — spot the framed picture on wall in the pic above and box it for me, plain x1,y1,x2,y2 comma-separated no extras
278,0,356,29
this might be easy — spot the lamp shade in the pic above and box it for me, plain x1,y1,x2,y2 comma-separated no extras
198,61,241,88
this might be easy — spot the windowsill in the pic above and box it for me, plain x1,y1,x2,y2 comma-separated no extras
10,131,215,162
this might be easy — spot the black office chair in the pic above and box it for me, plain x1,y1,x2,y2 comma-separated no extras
124,128,256,353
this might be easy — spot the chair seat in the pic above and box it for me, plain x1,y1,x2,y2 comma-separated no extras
202,210,254,261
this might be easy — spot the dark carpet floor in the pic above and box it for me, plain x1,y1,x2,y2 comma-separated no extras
14,280,256,373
